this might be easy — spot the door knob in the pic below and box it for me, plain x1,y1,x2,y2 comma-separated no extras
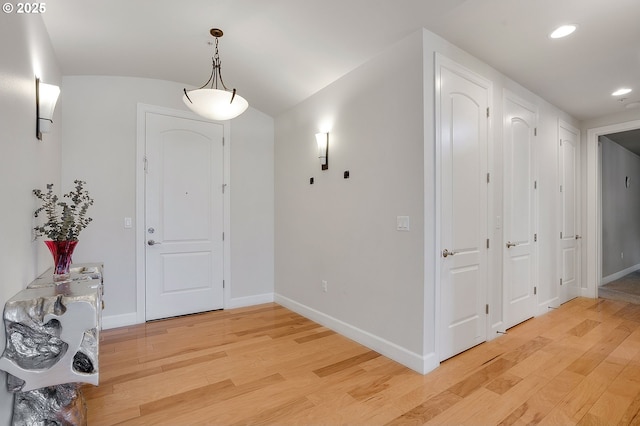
506,241,517,248
442,249,457,258
575,235,582,240
147,239,161,246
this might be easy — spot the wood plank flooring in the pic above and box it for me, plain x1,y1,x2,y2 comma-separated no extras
85,298,640,425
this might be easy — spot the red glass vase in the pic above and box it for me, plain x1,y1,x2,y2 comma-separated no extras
45,240,78,282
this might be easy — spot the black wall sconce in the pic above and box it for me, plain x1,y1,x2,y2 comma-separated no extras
315,132,329,170
36,77,60,140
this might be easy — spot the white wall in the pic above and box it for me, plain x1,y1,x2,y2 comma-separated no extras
275,28,579,374
600,136,640,278
0,14,61,426
228,108,275,307
275,31,426,369
61,76,274,325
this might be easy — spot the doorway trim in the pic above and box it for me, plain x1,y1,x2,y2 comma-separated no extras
135,103,231,324
586,119,640,299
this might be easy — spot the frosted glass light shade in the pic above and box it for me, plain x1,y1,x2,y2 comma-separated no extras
183,88,248,121
38,82,60,133
315,132,328,170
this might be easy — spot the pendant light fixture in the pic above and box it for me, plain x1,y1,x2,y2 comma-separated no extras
183,28,248,121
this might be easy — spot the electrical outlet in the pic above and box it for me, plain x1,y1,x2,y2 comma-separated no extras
322,280,328,292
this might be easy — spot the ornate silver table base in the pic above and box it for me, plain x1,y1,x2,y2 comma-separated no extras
0,264,103,426
13,384,86,425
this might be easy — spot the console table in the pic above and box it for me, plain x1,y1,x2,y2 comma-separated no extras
0,263,103,425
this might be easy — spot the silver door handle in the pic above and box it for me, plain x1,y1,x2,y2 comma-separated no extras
506,241,518,248
442,249,457,258
147,239,162,246
575,235,582,240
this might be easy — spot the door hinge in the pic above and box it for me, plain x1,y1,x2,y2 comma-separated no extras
560,138,563,146
222,137,225,146
222,232,225,241
560,185,563,192
486,304,489,315
560,278,563,286
144,156,148,173
534,233,537,242
223,280,225,288
487,172,491,183
486,107,490,118
534,127,537,136
486,238,490,249
560,231,563,239
534,181,537,189
534,286,537,295
222,183,227,193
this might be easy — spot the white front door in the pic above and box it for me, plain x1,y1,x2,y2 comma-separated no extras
144,112,224,321
437,55,490,361
559,121,581,303
503,94,537,329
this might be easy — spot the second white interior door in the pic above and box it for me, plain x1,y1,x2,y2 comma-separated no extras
503,94,537,329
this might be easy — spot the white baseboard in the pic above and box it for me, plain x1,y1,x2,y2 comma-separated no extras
226,292,274,309
101,294,275,330
601,263,640,286
274,294,436,375
101,312,138,330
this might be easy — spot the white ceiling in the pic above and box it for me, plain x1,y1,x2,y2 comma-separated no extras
42,0,640,120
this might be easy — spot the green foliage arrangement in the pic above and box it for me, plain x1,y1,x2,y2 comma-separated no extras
33,180,94,241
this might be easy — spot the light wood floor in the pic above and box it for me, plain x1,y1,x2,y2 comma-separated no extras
85,298,640,425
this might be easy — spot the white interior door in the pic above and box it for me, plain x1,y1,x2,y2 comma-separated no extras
437,56,490,361
145,112,224,321
559,121,581,303
503,95,537,329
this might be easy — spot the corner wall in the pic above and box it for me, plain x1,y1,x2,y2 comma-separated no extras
0,13,62,426
275,31,426,370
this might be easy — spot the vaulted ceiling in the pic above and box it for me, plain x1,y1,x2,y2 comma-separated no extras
42,0,640,121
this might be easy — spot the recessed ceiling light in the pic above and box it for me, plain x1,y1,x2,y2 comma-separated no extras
612,88,632,96
550,24,577,39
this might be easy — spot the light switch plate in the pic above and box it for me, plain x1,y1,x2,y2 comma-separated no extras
397,216,410,231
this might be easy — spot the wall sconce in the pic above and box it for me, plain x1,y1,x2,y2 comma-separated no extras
36,77,60,140
315,132,329,170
